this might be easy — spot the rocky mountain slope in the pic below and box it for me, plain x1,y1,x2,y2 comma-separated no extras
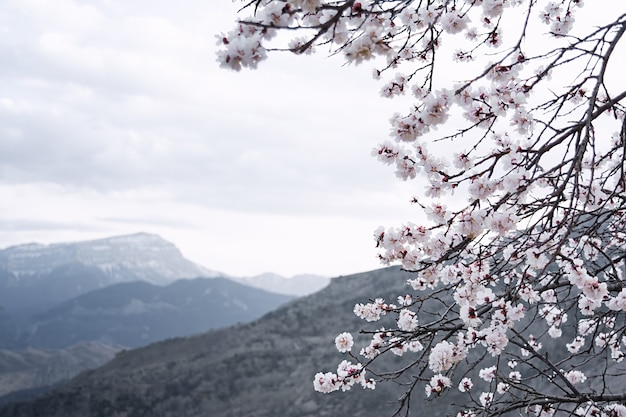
0,342,120,401
23,277,294,349
2,264,616,417
0,266,421,417
0,233,298,402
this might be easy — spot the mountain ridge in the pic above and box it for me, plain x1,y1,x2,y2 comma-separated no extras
0,232,220,286
0,233,223,320
3,264,623,417
0,342,121,400
23,276,295,349
0,266,419,417
232,272,330,296
0,233,301,401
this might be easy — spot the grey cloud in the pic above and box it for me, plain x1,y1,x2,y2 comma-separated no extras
0,218,103,232
96,216,197,229
0,0,402,220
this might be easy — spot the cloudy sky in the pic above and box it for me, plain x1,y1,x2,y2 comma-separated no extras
0,0,420,277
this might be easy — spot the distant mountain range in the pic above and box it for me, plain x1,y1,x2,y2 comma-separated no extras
0,233,327,319
0,233,220,284
24,277,294,349
0,267,420,416
0,233,221,318
232,272,330,296
0,233,300,400
2,265,623,417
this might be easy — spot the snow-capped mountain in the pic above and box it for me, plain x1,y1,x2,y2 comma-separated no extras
0,233,221,320
0,234,297,401
0,233,219,286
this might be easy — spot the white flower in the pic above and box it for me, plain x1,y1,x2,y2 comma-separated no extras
548,325,562,338
540,306,567,326
216,32,268,71
534,404,555,417
441,12,468,34
428,373,452,395
380,73,407,98
428,341,456,372
465,27,479,40
425,203,450,224
422,94,450,126
541,289,557,303
564,370,587,385
353,299,387,321
508,371,521,382
581,279,608,301
481,325,510,356
607,289,626,311
398,309,419,331
390,340,407,356
397,294,412,306
477,288,496,305
418,7,440,26
566,336,585,353
497,382,509,394
595,333,610,348
525,248,549,270
336,359,362,379
458,377,473,392
313,372,339,393
579,295,602,316
406,340,424,352
362,378,376,390
479,392,493,408
511,109,533,134
479,365,497,382
287,0,321,14
335,332,354,353
578,319,597,336
460,304,482,327
605,404,626,417
360,331,387,359
551,13,575,35
483,0,505,18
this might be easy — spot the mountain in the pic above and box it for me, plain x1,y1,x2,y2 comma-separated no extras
0,266,424,417
0,232,218,285
232,272,330,296
0,307,19,350
22,277,295,349
0,233,304,404
0,233,220,319
2,265,625,417
0,342,120,402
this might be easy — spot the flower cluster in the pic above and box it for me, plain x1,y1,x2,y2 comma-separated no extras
573,403,626,417
313,359,375,393
224,0,626,415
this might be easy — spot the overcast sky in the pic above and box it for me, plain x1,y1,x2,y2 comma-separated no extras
0,0,421,277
